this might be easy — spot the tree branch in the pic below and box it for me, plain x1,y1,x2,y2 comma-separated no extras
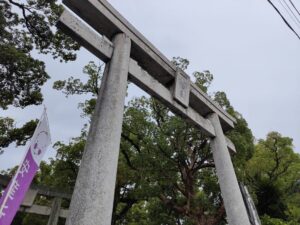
121,133,141,153
120,147,138,171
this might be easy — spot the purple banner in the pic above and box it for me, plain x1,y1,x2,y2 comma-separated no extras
0,148,38,224
0,109,51,225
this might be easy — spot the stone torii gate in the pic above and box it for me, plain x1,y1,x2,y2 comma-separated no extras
57,1,251,224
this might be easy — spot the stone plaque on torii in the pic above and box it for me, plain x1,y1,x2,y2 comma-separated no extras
57,1,252,224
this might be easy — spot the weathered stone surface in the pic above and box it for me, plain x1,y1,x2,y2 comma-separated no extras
61,0,236,131
21,189,38,207
56,2,250,225
240,184,262,225
174,69,190,108
65,33,131,225
47,198,62,225
208,113,250,225
57,9,113,62
129,59,215,137
57,13,236,141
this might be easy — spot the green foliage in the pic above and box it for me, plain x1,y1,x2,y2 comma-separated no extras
13,213,48,225
285,184,300,223
0,0,80,154
0,0,79,110
0,43,48,109
261,215,287,225
261,215,299,225
2,1,283,223
0,117,37,154
172,56,190,71
1,0,79,61
193,71,213,93
50,59,255,225
119,97,226,224
7,55,299,224
53,61,103,97
53,61,103,118
214,91,235,116
171,57,214,94
38,137,86,192
211,90,255,179
246,132,300,222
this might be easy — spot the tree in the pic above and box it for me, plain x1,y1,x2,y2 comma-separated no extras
246,132,300,223
0,118,37,154
50,58,254,225
4,58,255,224
0,0,79,109
118,96,226,225
0,0,79,153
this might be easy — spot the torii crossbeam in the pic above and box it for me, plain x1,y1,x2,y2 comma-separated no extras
57,1,251,224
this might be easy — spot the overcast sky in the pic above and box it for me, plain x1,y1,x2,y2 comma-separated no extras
0,0,299,170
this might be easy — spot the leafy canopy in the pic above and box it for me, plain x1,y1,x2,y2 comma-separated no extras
0,0,79,154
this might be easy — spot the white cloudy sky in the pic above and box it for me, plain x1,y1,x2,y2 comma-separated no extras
1,0,299,170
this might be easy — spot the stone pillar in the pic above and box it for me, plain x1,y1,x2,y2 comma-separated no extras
66,33,131,225
47,197,62,225
207,113,250,225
